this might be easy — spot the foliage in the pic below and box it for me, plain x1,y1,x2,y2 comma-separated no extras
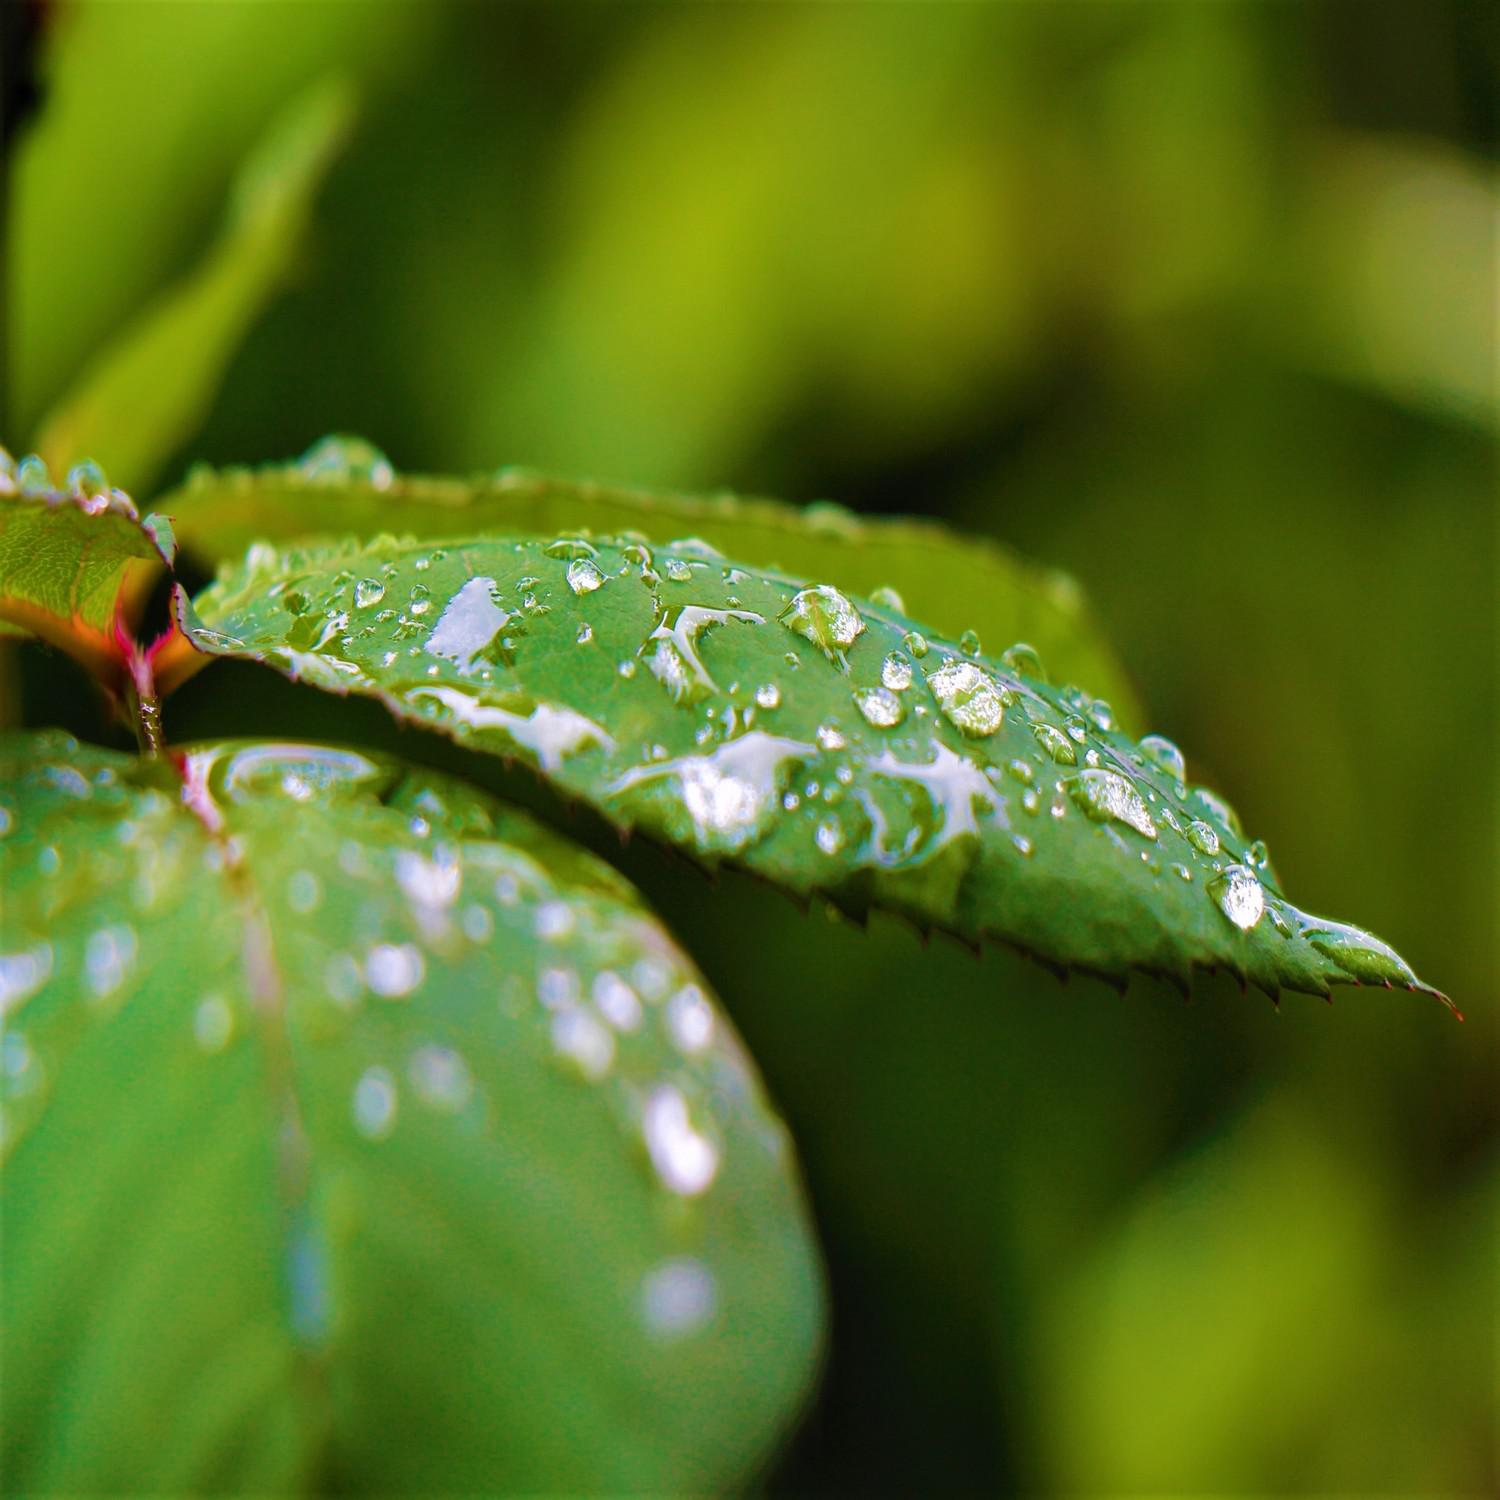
3,5,1490,1496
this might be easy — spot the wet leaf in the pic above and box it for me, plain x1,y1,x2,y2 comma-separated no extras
0,457,174,679
0,731,822,1495
180,533,1448,1007
33,80,356,497
157,440,1142,727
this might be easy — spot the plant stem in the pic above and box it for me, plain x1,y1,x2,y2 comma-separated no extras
126,646,163,757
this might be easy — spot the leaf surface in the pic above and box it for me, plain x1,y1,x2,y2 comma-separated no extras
158,442,1143,727
32,81,355,497
0,731,822,1494
0,463,174,677
180,534,1447,1007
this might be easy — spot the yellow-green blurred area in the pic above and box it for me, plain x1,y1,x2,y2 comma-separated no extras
6,1,1496,1493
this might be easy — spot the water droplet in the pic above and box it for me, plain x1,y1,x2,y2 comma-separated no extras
1245,838,1272,872
816,723,847,751
609,733,807,854
409,583,432,617
1210,865,1264,930
85,925,137,998
543,537,598,560
868,585,906,613
1001,643,1046,681
354,577,386,609
461,904,494,943
366,942,424,998
300,436,395,488
535,900,576,941
1185,820,1220,856
779,585,865,667
194,995,235,1052
1066,769,1158,839
551,1008,615,1080
353,1067,398,1139
640,1257,717,1340
409,1044,473,1112
881,653,913,691
566,557,605,594
641,604,763,705
663,558,693,582
395,847,461,909
66,458,108,498
1297,917,1417,987
1190,786,1243,837
593,971,643,1031
1012,833,1034,856
1139,734,1187,784
1171,863,1192,881
642,1085,719,1196
958,628,982,656
1006,758,1034,784
853,685,906,728
405,685,614,771
755,683,781,710
665,984,714,1054
1087,699,1115,732
17,454,52,496
814,818,846,855
286,869,322,914
576,622,593,645
926,659,1006,738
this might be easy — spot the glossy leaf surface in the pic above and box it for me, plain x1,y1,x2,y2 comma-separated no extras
0,732,822,1494
33,81,355,497
181,534,1446,1006
158,441,1143,726
0,461,174,676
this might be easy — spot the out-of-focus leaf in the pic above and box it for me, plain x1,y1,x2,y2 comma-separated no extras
1277,133,1497,430
0,457,174,680
158,441,1143,727
0,731,822,1495
178,531,1447,1006
1026,1098,1488,1494
33,80,356,497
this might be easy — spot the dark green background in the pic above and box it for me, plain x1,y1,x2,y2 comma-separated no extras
7,2,1495,1493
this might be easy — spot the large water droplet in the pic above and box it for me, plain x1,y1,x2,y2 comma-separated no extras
778,585,865,667
1000,643,1046,681
1295,917,1418,987
1185,820,1220,856
408,1044,473,1112
365,942,424,998
642,1085,719,1196
1209,865,1264,930
641,604,762,706
296,434,395,489
1139,733,1187,784
1032,724,1077,765
881,653,913,691
353,1067,398,1139
853,685,906,728
640,1257,717,1340
354,577,386,609
1066,769,1158,839
566,557,605,595
926,659,1006,738
610,733,806,854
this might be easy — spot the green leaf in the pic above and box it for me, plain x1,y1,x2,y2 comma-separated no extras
179,532,1448,1008
32,80,356,497
0,456,174,679
0,730,822,1494
157,439,1144,729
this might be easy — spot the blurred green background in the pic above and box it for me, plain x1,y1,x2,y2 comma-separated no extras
5,1,1496,1493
